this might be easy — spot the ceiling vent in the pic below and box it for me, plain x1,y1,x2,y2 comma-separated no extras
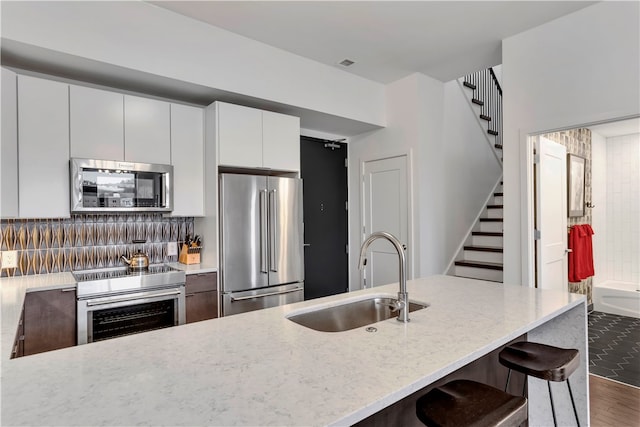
338,59,355,67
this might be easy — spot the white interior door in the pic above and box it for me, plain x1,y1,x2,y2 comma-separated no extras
536,136,568,291
362,155,408,288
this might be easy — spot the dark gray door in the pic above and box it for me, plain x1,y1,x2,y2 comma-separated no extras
301,136,348,300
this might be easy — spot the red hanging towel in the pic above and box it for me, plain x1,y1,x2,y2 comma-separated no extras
568,224,595,282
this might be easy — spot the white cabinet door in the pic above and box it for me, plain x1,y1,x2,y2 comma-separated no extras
1,68,18,218
17,75,70,218
217,102,262,168
70,85,124,160
263,110,300,171
170,104,204,217
124,95,170,164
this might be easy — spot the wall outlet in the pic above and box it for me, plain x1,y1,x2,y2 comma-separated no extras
1,251,18,269
167,242,178,257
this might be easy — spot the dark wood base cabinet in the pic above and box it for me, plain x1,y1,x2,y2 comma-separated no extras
12,287,77,358
185,272,218,323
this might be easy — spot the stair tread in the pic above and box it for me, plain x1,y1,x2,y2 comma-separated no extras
455,260,504,271
454,274,503,283
479,218,503,222
495,144,503,149
494,192,504,197
480,114,492,121
487,204,503,209
488,129,499,135
472,231,504,236
464,245,504,253
463,81,476,90
472,98,484,106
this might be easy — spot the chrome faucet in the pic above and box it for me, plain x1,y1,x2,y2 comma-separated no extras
358,231,409,323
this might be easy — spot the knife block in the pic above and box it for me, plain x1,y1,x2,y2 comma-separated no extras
178,243,201,265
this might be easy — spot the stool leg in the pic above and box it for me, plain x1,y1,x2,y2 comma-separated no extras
504,368,512,392
548,381,558,427
567,379,580,427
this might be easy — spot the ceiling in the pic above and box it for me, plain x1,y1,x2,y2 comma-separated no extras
588,118,640,138
150,1,596,83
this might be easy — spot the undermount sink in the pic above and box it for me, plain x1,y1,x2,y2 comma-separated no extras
286,296,429,332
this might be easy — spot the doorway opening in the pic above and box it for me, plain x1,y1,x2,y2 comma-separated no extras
526,117,640,387
300,136,349,300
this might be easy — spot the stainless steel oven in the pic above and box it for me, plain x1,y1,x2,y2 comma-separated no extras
74,265,186,344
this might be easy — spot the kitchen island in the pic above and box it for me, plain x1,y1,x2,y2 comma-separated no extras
1,275,587,426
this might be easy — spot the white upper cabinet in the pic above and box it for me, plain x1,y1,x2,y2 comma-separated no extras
262,110,300,172
124,95,171,164
70,85,124,160
69,87,171,164
1,68,18,218
216,102,300,172
217,102,263,168
17,75,70,218
170,104,204,217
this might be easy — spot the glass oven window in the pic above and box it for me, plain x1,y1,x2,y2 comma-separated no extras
91,299,176,342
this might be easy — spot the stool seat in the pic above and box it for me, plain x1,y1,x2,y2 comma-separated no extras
416,380,527,427
499,341,579,382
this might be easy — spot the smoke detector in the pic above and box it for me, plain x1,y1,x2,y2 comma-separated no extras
338,59,355,67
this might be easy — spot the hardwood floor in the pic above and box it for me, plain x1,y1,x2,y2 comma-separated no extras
590,374,640,427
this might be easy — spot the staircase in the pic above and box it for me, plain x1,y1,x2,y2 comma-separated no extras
452,182,504,282
461,68,503,160
449,68,504,282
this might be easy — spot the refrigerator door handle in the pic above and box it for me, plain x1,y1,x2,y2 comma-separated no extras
269,189,278,272
230,286,303,302
260,189,268,273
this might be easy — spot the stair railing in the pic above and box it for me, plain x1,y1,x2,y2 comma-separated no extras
464,68,503,151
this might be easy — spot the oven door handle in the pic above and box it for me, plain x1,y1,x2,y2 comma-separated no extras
85,290,182,307
230,286,302,302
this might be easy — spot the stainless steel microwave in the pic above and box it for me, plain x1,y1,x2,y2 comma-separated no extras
70,158,173,213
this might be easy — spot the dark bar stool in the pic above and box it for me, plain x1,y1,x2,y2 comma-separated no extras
499,341,580,427
416,379,527,427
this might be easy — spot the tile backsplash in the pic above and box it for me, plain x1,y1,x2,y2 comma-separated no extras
0,214,194,277
606,133,640,284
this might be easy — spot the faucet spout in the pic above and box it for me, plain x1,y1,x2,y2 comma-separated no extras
358,231,409,323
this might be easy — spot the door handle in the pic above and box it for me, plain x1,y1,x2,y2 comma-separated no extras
230,286,302,302
565,248,573,254
269,189,278,272
260,190,268,273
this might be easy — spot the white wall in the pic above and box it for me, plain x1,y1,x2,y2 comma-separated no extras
435,81,502,272
347,73,501,288
348,73,434,289
606,133,640,284
590,131,607,285
502,1,640,285
1,1,385,128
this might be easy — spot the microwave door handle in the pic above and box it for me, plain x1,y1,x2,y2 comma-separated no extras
260,190,268,274
269,189,278,272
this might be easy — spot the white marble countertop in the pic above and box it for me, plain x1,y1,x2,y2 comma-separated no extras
0,275,585,426
166,262,218,275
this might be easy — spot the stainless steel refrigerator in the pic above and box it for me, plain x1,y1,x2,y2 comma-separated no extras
219,173,304,316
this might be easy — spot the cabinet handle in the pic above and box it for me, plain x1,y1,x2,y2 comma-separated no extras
61,287,76,292
185,293,195,298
